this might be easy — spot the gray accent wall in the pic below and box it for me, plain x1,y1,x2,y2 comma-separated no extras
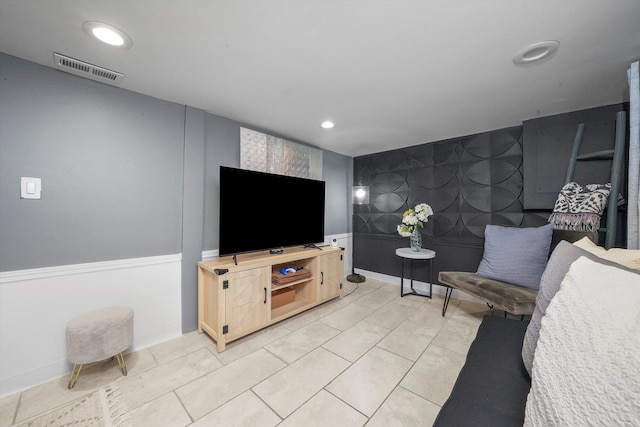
0,53,352,332
523,104,627,209
352,127,549,283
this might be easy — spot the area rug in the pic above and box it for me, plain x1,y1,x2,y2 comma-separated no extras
16,384,130,427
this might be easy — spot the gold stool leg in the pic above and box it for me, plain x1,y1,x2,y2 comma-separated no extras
114,352,127,376
68,364,83,389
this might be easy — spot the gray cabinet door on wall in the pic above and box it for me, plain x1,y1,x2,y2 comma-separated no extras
523,104,626,210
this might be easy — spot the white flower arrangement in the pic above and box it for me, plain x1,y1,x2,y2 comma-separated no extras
397,203,433,237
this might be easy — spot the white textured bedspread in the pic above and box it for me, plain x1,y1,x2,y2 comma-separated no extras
524,256,640,426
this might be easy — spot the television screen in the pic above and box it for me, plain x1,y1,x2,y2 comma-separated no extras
219,166,326,256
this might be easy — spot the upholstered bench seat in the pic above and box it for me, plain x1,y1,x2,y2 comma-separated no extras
438,272,537,316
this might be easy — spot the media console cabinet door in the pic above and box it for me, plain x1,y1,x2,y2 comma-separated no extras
318,251,343,302
224,267,270,342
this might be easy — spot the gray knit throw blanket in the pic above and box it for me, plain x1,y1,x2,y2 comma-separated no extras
548,182,611,232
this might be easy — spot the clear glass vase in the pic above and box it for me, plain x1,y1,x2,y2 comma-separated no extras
410,228,422,252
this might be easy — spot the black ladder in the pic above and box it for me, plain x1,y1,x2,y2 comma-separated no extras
564,111,626,249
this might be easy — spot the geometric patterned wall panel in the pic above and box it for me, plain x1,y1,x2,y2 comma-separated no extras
354,126,547,245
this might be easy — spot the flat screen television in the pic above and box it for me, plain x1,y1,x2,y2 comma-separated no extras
218,166,326,256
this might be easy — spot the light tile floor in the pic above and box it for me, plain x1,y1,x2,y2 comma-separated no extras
1,279,493,427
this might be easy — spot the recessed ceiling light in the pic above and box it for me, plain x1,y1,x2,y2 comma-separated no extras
513,41,559,65
321,121,334,129
82,21,133,48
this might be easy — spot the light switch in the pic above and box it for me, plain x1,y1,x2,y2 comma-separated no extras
21,177,42,199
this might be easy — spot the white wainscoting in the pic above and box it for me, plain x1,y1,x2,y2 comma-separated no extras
0,254,183,398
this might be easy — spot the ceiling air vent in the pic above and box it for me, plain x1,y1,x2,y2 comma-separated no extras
53,53,124,84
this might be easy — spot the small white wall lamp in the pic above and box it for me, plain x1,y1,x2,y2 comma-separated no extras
352,185,369,205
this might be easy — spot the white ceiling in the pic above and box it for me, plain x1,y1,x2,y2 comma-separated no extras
1,1,639,157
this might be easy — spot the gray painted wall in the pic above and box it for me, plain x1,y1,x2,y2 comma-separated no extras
202,115,242,251
181,107,206,332
1,53,352,332
0,53,185,271
323,150,352,235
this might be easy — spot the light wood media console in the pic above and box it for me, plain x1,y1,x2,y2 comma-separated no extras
197,246,344,352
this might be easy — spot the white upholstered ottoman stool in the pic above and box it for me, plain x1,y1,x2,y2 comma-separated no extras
65,307,134,388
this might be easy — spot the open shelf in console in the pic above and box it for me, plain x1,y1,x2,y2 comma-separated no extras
271,297,315,321
270,257,316,321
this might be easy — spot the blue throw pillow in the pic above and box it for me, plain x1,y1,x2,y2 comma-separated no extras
476,223,554,290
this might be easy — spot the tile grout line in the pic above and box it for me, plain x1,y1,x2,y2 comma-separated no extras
171,389,194,424
246,388,282,424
